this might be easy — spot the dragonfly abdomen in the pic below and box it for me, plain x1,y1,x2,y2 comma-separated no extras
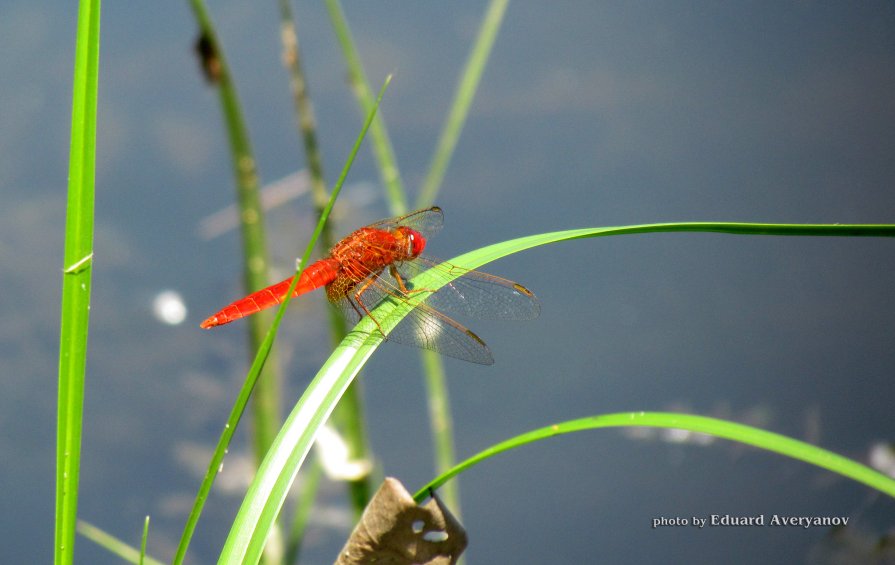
200,258,340,328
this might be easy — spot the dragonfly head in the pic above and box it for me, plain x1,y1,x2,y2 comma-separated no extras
395,226,427,259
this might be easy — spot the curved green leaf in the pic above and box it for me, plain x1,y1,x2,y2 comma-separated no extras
374,221,895,327
412,411,895,502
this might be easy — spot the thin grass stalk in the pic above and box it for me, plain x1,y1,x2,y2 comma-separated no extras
420,350,460,513
186,0,282,468
139,516,149,565
277,0,329,218
417,0,510,208
277,0,372,516
322,0,484,521
413,0,510,522
56,1,100,563
324,0,407,214
77,521,165,565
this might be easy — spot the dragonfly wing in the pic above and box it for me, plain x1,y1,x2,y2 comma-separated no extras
367,206,444,240
333,271,495,365
381,300,495,365
394,257,540,321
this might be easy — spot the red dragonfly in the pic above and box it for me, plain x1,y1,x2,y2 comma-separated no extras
200,206,538,364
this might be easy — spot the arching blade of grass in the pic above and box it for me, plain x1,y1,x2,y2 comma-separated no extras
209,75,391,565
412,412,895,502
394,221,895,333
217,220,893,563
346,222,895,359
217,332,382,564
56,1,101,563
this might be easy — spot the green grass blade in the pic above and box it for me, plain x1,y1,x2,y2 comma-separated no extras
140,516,149,565
56,1,101,563
174,2,279,561
217,335,381,564
439,221,895,277
77,521,165,565
417,0,509,208
412,412,895,501
324,0,407,214
361,222,895,348
215,76,391,565
394,222,895,501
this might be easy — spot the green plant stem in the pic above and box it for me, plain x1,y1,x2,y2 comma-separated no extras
412,412,895,501
172,325,275,564
77,521,165,565
324,0,407,214
276,0,330,222
413,0,510,525
421,350,460,514
277,0,372,517
56,1,100,563
417,0,509,208
187,0,282,467
139,516,149,565
333,377,372,514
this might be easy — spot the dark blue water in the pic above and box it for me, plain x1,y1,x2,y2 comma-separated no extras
3,2,894,563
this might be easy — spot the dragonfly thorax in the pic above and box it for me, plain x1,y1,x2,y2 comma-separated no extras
326,226,416,284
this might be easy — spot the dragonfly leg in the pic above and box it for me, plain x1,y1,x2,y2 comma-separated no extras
353,276,387,337
389,265,436,297
350,267,438,339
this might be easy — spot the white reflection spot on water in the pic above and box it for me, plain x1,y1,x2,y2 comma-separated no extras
152,290,187,325
869,443,895,478
314,424,373,481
